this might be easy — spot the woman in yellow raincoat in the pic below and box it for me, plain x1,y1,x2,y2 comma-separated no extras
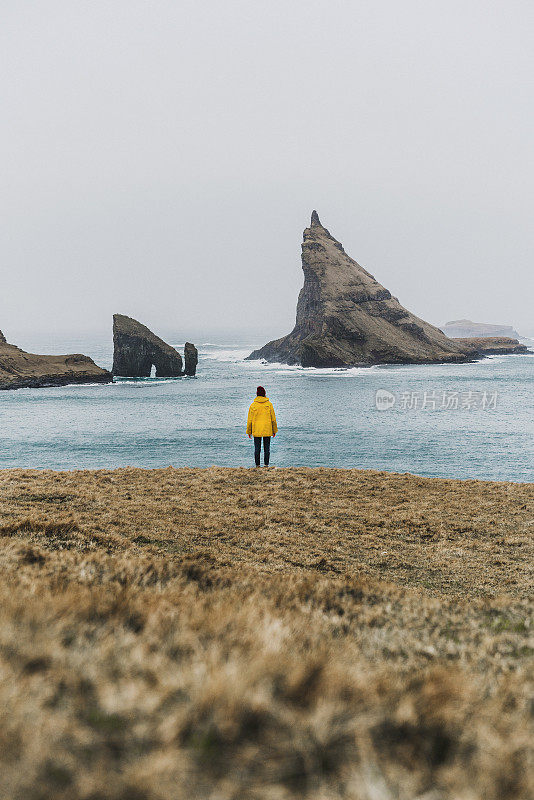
246,386,278,467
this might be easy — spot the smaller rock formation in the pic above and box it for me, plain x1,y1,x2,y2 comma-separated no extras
184,342,198,376
0,334,112,390
112,315,198,377
451,337,530,356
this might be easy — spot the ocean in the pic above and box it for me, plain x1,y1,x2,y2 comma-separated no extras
1,333,532,481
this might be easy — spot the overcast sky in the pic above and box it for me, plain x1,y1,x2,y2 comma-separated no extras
2,0,533,345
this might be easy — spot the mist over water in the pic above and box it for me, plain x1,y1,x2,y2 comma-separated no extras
0,334,532,480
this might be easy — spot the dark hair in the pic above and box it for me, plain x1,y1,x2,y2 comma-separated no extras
256,386,266,397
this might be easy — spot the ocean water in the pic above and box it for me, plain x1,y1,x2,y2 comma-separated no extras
0,334,533,481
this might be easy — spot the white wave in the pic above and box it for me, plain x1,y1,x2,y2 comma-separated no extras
62,383,111,389
245,358,378,376
198,342,533,373
199,348,251,362
200,342,249,348
112,377,184,385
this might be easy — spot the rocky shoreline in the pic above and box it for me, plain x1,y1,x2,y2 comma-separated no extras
0,371,112,391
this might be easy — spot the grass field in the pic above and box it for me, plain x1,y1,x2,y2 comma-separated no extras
0,466,532,799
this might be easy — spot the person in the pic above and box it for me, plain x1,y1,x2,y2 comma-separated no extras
246,386,278,467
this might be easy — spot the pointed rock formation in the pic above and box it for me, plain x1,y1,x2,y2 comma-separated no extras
248,212,471,367
184,342,198,376
0,334,111,390
112,315,197,377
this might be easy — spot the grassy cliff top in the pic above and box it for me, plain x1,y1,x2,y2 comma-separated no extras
0,467,532,799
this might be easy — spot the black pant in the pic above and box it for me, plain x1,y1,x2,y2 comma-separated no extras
254,436,271,466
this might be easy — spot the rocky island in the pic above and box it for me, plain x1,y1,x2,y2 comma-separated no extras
441,319,521,339
0,330,111,390
112,314,198,377
248,212,471,367
248,213,530,367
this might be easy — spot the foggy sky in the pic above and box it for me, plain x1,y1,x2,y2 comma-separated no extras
2,1,533,346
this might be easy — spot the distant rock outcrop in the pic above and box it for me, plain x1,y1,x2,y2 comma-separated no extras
0,334,111,390
112,315,198,377
248,212,470,367
441,319,521,339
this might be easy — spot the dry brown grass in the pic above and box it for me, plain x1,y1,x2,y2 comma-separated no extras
0,467,532,799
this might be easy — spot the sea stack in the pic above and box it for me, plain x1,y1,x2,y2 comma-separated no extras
112,315,198,377
247,212,469,367
0,333,112,390
184,342,198,376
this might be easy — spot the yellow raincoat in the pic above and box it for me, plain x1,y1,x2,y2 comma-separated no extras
246,396,278,437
